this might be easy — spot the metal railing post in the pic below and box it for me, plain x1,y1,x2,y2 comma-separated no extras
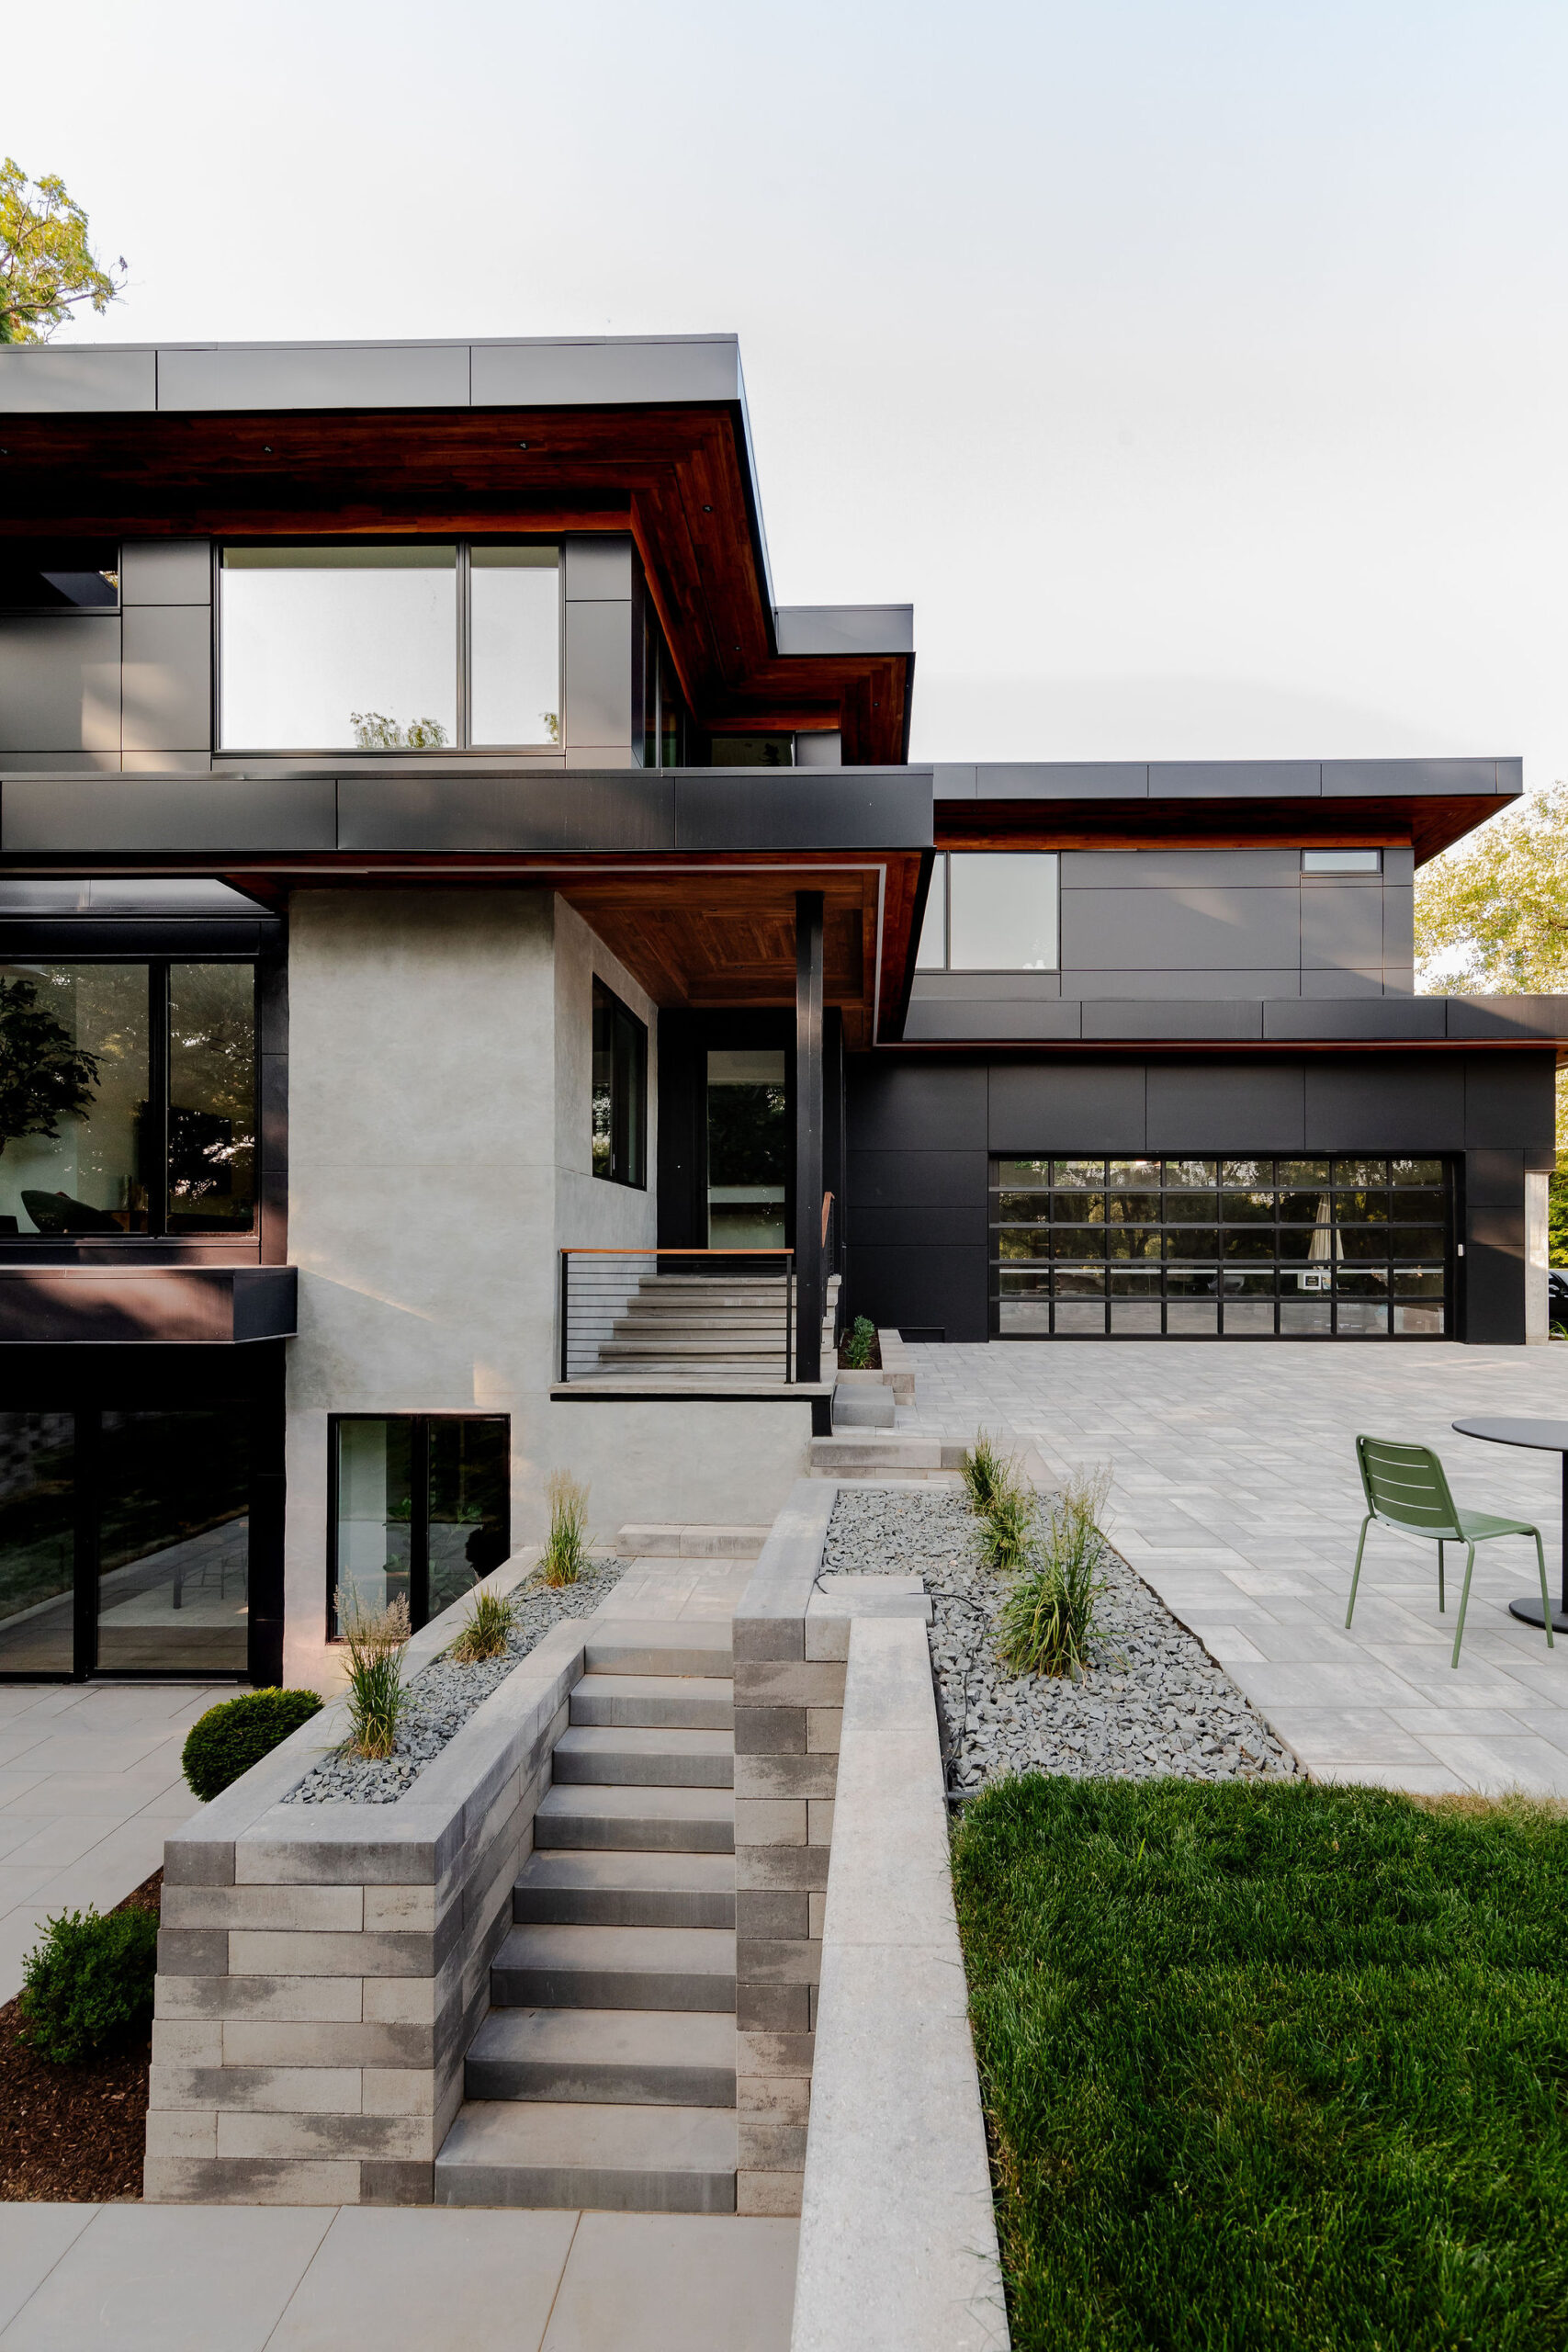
558,1250,570,1384
785,1250,795,1385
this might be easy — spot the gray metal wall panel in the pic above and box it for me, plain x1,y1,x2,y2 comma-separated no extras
847,1063,987,1154
1464,1148,1526,1344
1382,884,1416,971
1447,997,1568,1040
156,342,471,411
1303,1057,1465,1149
1150,762,1321,798
988,1062,1146,1153
1463,1053,1555,1150
903,1002,1081,1045
974,763,1147,800
564,537,634,601
0,346,157,413
672,773,932,851
120,541,212,605
931,765,976,799
1064,969,1297,1001
851,1206,988,1249
795,731,842,770
911,973,1063,1001
121,749,212,774
1301,885,1383,971
1297,970,1388,1001
336,773,674,853
1321,758,1500,797
846,1245,988,1343
1264,1000,1445,1041
470,336,743,406
1063,848,1303,888
0,616,120,753
773,606,915,656
1060,886,1301,972
1083,1001,1264,1041
1384,847,1416,885
2,777,337,854
232,1268,299,1342
847,1149,990,1206
1145,1061,1306,1152
563,599,633,750
120,605,212,752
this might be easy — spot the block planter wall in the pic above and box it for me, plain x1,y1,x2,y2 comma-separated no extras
145,1556,583,2205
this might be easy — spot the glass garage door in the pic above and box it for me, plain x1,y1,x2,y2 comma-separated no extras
992,1157,1450,1339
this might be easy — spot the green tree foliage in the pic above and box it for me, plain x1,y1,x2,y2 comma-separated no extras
1415,784,1568,1223
0,978,100,1156
0,159,124,344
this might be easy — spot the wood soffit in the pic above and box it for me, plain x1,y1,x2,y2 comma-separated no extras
0,403,911,764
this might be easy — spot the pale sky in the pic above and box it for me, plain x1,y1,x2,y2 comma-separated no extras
10,0,1567,785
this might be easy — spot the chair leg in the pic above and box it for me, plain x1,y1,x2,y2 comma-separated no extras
1348,1516,1371,1628
1451,1543,1477,1669
1534,1531,1555,1649
1438,1540,1445,1612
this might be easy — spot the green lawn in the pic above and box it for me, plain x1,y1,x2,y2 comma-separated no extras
952,1776,1568,2352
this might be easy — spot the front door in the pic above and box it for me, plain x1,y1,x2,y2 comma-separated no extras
705,1048,789,1247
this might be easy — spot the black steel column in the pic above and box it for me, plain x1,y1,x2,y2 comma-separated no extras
795,891,825,1383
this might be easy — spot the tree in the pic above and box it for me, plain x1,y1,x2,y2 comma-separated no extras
0,978,100,1154
1416,782,1568,1248
0,159,125,344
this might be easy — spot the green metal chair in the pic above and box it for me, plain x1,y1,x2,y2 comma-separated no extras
1348,1435,1554,1669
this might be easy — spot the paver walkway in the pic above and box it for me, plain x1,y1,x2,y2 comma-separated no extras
0,1681,227,2002
904,1340,1568,1796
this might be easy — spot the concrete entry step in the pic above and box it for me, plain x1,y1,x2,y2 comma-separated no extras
615,1523,771,1560
491,1921,737,2013
434,2099,739,2213
465,2007,737,2107
809,1433,946,1475
533,1782,736,1855
582,1623,733,1678
552,1725,734,1790
570,1672,735,1731
513,1848,736,1929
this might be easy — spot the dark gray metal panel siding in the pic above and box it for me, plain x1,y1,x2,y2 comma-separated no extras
848,1245,988,1343
848,1149,988,1206
1301,882,1383,971
156,343,472,410
0,1266,296,1344
0,617,121,755
904,1000,1081,1043
1463,1148,1526,1343
563,597,633,751
988,1061,1146,1152
1463,1052,1555,1150
1264,1000,1446,1041
1145,1060,1306,1152
673,772,932,851
1321,758,1501,797
120,605,211,753
1303,1056,1466,1149
336,773,674,853
1063,848,1303,888
120,542,212,606
971,763,1149,800
1083,1001,1263,1041
1149,762,1321,797
848,1061,987,1154
1060,886,1301,972
565,537,634,601
2,777,337,854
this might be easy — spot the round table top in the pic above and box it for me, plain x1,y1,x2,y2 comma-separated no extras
1452,1416,1568,1453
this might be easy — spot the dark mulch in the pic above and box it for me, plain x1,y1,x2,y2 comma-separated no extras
837,1328,881,1369
0,1870,160,2202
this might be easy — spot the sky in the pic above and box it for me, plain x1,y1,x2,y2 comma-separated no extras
9,0,1568,786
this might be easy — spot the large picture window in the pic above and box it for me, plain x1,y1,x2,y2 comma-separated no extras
992,1157,1450,1340
329,1415,510,1635
219,542,560,752
0,961,255,1237
917,854,1059,971
592,979,648,1188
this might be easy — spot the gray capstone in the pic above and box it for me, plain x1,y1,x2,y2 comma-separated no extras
820,1487,1297,1797
284,1562,624,1805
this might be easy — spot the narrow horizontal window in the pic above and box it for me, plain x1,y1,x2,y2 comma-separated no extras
0,542,118,612
1303,849,1381,874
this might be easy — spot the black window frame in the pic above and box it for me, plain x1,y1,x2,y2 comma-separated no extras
592,978,648,1189
215,537,564,757
0,540,120,614
0,954,260,1242
326,1412,511,1641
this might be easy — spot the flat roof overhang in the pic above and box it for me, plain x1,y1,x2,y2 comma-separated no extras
893,994,1568,1059
0,1265,297,1344
0,763,933,1052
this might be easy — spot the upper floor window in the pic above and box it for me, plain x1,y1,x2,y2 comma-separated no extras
219,543,560,752
1303,849,1382,875
0,960,255,1237
916,853,1060,971
0,541,118,613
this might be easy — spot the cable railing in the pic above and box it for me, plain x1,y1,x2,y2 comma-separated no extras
558,1247,796,1385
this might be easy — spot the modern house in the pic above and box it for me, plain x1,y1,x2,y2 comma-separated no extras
0,333,1561,1696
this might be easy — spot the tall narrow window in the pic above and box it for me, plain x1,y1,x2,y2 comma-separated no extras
592,979,647,1188
330,1415,509,1635
469,547,560,746
168,964,256,1232
915,857,947,968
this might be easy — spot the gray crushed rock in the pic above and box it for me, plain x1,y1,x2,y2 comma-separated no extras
284,1562,624,1805
821,1486,1296,1795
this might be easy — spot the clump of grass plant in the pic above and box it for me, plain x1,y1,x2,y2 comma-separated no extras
448,1586,513,1664
977,1479,1038,1576
843,1315,877,1369
961,1428,1013,1516
996,1466,1110,1679
953,1775,1568,2352
540,1471,589,1587
334,1588,412,1760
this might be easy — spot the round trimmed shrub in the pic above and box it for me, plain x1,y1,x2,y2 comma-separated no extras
182,1687,323,1802
18,1904,160,2064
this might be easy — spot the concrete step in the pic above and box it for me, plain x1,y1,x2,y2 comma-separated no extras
832,1385,897,1430
514,1849,736,1929
809,1433,946,1476
570,1672,735,1731
434,2099,738,2213
464,2007,737,2107
582,1623,733,1678
615,1523,770,1561
491,1922,737,2013
534,1782,735,1855
552,1725,733,1790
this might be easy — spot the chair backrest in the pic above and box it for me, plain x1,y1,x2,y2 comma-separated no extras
1356,1435,1462,1540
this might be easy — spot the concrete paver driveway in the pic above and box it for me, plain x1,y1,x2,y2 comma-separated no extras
907,1340,1568,1795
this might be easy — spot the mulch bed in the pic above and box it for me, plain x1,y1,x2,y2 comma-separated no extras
0,1870,160,2202
836,1329,882,1369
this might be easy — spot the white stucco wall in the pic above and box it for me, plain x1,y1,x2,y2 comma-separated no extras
279,886,661,1688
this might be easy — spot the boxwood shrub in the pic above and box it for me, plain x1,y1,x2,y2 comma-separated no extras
182,1687,323,1802
18,1904,160,2064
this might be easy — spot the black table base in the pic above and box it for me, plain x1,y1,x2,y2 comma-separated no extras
1508,1597,1568,1636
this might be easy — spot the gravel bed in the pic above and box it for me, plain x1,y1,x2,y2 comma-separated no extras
284,1562,624,1804
821,1487,1297,1795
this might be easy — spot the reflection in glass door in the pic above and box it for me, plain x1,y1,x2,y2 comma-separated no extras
330,1416,509,1634
0,1414,76,1675
706,1050,788,1247
95,1410,251,1672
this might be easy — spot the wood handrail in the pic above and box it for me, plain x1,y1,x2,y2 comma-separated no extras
820,1191,834,1247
